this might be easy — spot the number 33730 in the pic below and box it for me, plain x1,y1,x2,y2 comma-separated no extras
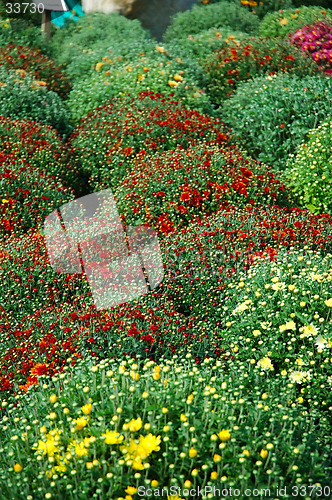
6,3,45,14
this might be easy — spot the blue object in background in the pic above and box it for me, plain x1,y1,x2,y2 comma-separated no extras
51,0,84,27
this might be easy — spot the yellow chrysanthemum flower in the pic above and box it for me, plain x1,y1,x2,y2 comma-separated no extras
257,357,273,371
125,486,138,495
139,434,161,456
81,403,92,415
102,430,124,445
74,416,89,430
68,440,88,458
217,429,231,441
37,438,59,457
128,417,143,432
95,62,104,71
173,74,183,82
168,80,178,88
279,17,289,25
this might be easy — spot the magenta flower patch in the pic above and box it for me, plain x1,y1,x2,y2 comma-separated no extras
289,21,332,75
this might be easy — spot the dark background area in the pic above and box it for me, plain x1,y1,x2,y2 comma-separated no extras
126,0,196,40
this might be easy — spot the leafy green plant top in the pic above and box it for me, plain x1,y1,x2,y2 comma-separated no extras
259,5,332,38
221,73,332,169
163,1,259,42
284,121,332,214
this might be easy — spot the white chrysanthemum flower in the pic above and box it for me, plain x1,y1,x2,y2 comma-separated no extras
289,370,311,384
303,324,319,337
272,281,285,291
310,272,322,282
315,335,327,350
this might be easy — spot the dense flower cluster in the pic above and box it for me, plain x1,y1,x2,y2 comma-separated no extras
0,67,73,136
289,21,332,75
0,44,71,98
49,12,151,81
69,92,229,191
0,356,331,498
284,121,332,213
0,156,74,236
160,203,332,326
113,143,290,236
2,202,332,394
213,247,332,416
259,6,332,38
205,36,319,102
163,1,259,42
0,303,94,394
67,43,213,121
0,116,73,183
0,230,92,392
164,28,249,71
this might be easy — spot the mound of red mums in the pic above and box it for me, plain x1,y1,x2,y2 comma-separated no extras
2,202,332,396
0,154,74,236
204,36,319,102
68,91,229,192
113,141,291,237
0,116,73,182
0,44,71,98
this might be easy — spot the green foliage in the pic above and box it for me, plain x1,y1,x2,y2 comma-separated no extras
204,35,319,103
292,0,330,7
239,0,294,19
0,67,73,137
164,27,249,76
0,17,47,50
259,5,332,38
49,12,151,81
220,73,332,169
197,0,294,20
67,41,213,122
284,121,332,214
163,1,260,42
